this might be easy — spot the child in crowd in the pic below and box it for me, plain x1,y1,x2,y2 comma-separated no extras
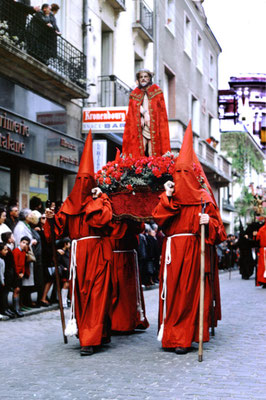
0,232,16,318
12,236,31,317
0,242,8,319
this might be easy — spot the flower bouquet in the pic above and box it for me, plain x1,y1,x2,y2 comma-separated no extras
95,152,177,221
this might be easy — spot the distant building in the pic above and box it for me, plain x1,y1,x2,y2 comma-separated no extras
218,73,266,229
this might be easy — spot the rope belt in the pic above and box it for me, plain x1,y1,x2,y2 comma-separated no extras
65,236,101,337
113,249,144,321
157,233,196,341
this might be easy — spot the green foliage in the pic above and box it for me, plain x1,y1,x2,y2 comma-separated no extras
234,186,255,221
221,132,264,183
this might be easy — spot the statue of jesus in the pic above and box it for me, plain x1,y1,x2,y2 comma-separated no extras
122,69,171,158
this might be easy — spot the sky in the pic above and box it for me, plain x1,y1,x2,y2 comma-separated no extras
203,0,266,89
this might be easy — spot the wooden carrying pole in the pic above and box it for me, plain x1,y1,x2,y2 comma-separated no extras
48,217,68,344
198,201,206,362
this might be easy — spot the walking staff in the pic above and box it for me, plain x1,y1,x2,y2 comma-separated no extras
198,199,206,362
46,201,68,344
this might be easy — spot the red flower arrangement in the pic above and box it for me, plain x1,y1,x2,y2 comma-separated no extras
95,152,177,194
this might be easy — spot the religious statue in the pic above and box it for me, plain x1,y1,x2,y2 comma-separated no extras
122,69,171,158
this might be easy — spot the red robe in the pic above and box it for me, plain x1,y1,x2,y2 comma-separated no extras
256,223,266,286
152,193,223,349
122,84,171,158
110,221,149,332
44,194,113,347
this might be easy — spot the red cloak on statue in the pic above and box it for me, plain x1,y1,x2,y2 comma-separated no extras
44,131,113,347
152,121,224,349
122,84,171,158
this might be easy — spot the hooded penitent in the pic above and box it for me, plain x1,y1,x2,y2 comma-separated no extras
173,121,213,206
60,130,96,215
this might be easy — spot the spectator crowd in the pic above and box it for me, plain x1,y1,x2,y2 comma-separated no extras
0,197,70,319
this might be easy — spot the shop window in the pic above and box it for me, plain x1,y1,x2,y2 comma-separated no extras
0,75,66,133
0,167,11,203
29,173,49,204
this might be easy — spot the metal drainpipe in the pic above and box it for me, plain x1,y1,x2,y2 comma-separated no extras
154,0,159,86
82,0,88,107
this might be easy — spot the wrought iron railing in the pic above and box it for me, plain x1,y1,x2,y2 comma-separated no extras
137,0,153,38
0,0,86,89
98,75,132,107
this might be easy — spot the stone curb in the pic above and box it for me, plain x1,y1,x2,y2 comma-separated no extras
0,304,59,322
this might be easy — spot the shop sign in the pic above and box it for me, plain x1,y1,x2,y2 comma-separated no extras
0,112,29,154
0,108,84,173
82,107,128,132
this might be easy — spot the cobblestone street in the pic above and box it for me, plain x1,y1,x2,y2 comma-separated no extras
0,270,265,400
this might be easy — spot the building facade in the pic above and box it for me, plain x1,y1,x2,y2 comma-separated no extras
154,0,232,231
0,0,87,207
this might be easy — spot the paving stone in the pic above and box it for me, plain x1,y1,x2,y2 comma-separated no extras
0,270,265,399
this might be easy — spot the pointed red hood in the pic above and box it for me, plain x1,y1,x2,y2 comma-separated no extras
114,147,121,163
60,131,96,215
173,121,213,205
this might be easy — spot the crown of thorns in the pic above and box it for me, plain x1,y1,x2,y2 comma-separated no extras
136,69,154,80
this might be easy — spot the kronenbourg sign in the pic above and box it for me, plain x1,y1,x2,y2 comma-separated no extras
82,107,128,132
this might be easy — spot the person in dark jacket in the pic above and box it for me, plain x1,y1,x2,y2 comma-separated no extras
56,237,70,308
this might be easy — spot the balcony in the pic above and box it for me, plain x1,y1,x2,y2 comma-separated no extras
98,75,132,107
108,0,126,12
222,199,235,212
196,138,231,187
0,0,87,102
133,0,154,43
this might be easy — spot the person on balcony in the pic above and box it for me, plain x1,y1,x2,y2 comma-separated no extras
122,69,171,158
26,3,54,64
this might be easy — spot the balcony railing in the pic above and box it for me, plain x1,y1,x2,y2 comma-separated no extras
98,75,132,107
0,0,86,90
133,0,153,42
108,0,126,12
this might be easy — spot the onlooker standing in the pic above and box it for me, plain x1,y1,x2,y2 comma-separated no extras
0,242,9,318
30,210,43,306
13,209,37,307
5,204,19,232
0,208,11,242
12,236,31,317
50,3,61,34
57,237,71,309
1,232,16,318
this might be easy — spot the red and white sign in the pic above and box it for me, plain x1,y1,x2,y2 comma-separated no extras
82,107,128,132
